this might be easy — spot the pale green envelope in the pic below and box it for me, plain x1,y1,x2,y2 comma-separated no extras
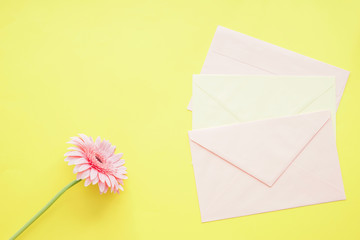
192,75,336,129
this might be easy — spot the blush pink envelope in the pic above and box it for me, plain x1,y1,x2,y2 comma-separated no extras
187,26,350,110
188,111,345,222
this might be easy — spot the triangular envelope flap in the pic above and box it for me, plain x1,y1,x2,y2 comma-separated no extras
192,78,241,129
209,26,349,103
188,111,331,187
194,75,335,123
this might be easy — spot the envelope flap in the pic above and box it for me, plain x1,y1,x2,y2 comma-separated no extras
188,111,331,187
207,26,350,106
193,75,335,126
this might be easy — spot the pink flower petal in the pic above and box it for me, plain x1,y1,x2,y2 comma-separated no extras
68,137,84,146
99,140,105,150
64,151,83,157
98,172,106,183
77,169,90,180
95,136,101,147
113,181,119,193
107,145,116,156
73,164,81,173
83,169,91,178
104,176,111,188
70,136,82,142
92,175,99,185
113,162,124,168
65,156,80,162
114,159,125,166
108,153,123,162
90,168,98,181
114,172,128,179
98,181,106,193
68,158,88,165
102,140,111,151
79,133,93,145
78,164,91,172
109,175,117,186
84,178,91,187
67,146,78,150
109,175,118,192
116,169,127,174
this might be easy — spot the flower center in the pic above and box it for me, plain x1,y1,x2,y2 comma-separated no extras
95,155,103,163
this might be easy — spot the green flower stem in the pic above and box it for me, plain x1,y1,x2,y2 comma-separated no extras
10,179,81,240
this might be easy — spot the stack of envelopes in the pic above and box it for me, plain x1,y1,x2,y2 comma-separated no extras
188,26,350,222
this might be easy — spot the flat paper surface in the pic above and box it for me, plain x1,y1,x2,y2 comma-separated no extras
192,75,336,129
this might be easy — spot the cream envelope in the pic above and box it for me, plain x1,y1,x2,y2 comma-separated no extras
188,26,350,110
192,75,336,129
189,111,345,222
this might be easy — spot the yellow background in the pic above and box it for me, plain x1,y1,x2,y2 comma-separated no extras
0,0,359,239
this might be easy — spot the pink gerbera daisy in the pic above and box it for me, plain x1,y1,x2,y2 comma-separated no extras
64,134,127,194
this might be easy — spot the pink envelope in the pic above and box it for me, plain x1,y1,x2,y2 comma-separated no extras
188,26,350,110
188,111,345,222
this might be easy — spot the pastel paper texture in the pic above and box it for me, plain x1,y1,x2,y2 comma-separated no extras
187,26,349,110
192,75,336,129
189,111,345,222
